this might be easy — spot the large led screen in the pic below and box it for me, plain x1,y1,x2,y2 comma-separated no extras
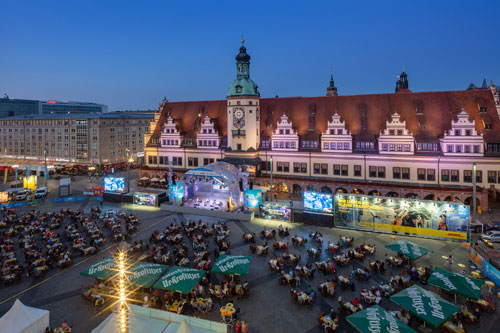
303,191,333,213
261,202,292,221
133,192,157,207
104,177,125,193
334,194,470,241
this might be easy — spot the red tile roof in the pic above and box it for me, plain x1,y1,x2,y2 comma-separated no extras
149,89,500,144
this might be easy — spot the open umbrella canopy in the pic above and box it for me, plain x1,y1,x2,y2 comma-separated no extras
384,240,433,260
211,255,252,276
139,177,150,181
80,257,132,280
390,285,460,327
427,267,484,300
153,266,205,294
128,262,169,288
346,305,416,333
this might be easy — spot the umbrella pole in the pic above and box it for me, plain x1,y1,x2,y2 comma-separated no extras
454,294,457,304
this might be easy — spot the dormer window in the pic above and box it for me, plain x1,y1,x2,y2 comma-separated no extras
235,86,242,93
330,129,334,135
285,129,290,134
397,130,403,135
279,129,284,134
486,124,492,130
479,106,487,113
337,129,343,135
454,130,461,136
389,130,395,135
465,129,471,136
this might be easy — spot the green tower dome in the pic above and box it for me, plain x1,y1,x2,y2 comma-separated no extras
228,41,260,97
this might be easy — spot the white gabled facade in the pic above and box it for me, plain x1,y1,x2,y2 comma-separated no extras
321,112,352,152
197,115,221,149
271,114,299,151
378,112,414,154
440,108,484,156
160,116,182,148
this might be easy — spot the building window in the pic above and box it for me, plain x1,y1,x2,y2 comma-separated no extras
324,142,329,149
389,130,395,135
293,162,300,173
463,170,472,183
369,166,377,178
277,162,284,172
465,129,471,136
333,164,341,176
441,169,449,182
354,165,361,177
382,144,388,151
473,145,480,153
451,170,459,182
488,171,497,183
404,144,411,152
341,165,348,176
337,142,342,150
476,170,482,183
389,144,395,151
427,169,435,181
148,155,152,164
454,130,461,136
397,130,403,135
344,143,349,150
378,166,385,178
321,164,328,175
159,156,164,165
313,163,320,174
417,168,426,181
447,145,453,153
397,144,403,152
465,145,470,153
393,167,401,179
284,162,289,172
402,167,410,180
455,145,462,153
337,129,343,135
301,163,307,173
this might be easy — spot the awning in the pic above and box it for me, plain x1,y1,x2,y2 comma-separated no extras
427,267,484,300
385,240,432,260
390,285,460,327
139,177,150,181
159,178,167,183
151,177,160,182
80,257,132,281
128,262,169,288
153,266,205,294
346,305,415,333
211,255,252,276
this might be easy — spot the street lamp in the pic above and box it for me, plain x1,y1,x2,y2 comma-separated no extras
270,156,273,202
126,149,133,193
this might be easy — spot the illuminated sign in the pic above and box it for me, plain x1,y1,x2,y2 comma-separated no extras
244,189,262,208
104,177,125,192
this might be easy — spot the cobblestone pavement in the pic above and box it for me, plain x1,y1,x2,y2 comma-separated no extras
0,201,499,333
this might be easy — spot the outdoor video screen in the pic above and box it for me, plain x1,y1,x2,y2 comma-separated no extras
260,202,292,221
303,191,333,213
104,177,125,192
334,194,470,241
133,192,157,207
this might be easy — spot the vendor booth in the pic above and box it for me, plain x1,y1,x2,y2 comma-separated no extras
179,162,243,211
0,299,50,333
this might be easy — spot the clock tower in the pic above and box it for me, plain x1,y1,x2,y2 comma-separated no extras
227,40,260,151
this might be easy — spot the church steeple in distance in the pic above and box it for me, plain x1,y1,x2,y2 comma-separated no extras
228,39,259,97
326,68,338,96
395,66,409,92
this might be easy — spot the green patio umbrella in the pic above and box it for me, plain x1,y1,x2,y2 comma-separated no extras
211,255,252,276
427,267,484,300
128,262,169,288
80,257,129,280
384,240,433,260
153,266,205,294
346,305,416,333
390,285,460,327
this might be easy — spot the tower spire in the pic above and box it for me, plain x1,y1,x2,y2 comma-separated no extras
326,67,338,96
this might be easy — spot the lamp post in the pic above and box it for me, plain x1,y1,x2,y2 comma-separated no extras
270,156,273,201
44,149,48,187
126,149,131,193
472,162,477,224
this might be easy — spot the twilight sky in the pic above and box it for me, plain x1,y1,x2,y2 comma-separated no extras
1,1,499,111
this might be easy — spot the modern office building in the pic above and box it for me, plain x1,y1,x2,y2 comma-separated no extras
0,96,107,118
141,42,500,211
0,113,153,165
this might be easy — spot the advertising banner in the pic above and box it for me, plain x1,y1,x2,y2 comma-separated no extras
470,247,500,287
244,189,262,209
334,194,470,241
23,175,37,192
260,202,292,221
52,196,86,203
304,191,333,213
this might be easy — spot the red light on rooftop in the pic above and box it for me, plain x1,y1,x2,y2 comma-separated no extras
47,100,56,104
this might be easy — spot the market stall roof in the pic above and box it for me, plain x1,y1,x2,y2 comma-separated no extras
346,305,415,333
153,266,205,294
211,255,252,276
427,267,484,300
384,240,433,260
128,262,169,288
390,285,460,327
0,299,50,333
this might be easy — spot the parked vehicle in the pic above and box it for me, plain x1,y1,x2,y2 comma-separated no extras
484,221,500,232
480,231,500,243
35,187,48,198
15,190,29,201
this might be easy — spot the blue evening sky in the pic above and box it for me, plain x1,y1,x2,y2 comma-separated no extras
1,1,499,110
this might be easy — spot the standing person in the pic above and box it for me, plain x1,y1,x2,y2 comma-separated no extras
447,255,453,270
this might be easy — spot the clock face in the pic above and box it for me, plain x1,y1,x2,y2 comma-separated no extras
233,109,245,128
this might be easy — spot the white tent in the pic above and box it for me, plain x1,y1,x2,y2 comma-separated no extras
0,299,50,333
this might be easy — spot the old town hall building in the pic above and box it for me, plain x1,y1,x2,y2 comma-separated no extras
142,42,500,211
